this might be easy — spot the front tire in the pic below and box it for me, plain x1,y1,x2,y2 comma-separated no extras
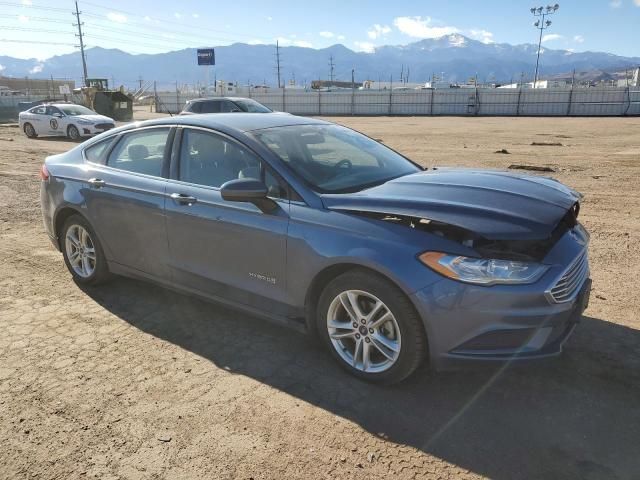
61,215,110,285
317,269,427,384
24,123,37,138
67,125,81,141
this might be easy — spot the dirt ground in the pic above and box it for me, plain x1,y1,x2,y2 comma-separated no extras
1,111,639,480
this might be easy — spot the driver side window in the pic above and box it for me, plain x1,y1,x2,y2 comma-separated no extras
179,129,259,188
178,129,288,199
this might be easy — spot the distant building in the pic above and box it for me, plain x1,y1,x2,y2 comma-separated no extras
360,80,425,90
498,80,567,89
423,81,453,89
311,80,363,90
0,75,75,94
617,67,640,87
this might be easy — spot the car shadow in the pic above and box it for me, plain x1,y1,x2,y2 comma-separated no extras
32,136,79,143
81,277,640,480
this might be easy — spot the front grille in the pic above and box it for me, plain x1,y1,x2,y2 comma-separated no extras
548,249,589,303
95,123,114,130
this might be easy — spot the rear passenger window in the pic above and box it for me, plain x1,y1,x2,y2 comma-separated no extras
220,101,237,113
84,136,117,163
200,101,221,113
107,128,170,177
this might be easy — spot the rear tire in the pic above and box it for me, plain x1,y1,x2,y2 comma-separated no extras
316,269,427,384
61,215,110,285
67,125,81,141
24,123,37,138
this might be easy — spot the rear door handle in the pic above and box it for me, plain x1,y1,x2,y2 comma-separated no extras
170,192,198,205
88,178,105,188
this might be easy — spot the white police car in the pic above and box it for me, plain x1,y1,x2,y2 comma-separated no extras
19,103,115,141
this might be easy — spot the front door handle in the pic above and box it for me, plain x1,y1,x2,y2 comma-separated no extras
88,178,105,188
170,192,198,205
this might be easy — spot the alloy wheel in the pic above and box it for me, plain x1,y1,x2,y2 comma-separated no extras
326,289,402,373
68,125,80,140
64,224,96,278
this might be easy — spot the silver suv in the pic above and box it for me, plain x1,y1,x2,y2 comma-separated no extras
180,97,272,115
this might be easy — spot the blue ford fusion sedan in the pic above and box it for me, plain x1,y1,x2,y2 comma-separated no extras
39,113,591,383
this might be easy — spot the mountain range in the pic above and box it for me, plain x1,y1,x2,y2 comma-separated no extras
1,34,639,89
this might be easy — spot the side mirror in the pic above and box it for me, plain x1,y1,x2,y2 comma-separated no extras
230,108,242,113
53,113,64,118
220,178,276,212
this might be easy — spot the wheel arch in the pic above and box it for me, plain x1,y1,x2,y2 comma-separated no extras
53,205,87,250
304,262,429,347
23,122,35,135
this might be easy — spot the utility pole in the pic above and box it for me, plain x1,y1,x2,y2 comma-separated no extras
275,40,282,88
530,4,559,87
328,55,335,88
138,76,143,90
72,0,88,87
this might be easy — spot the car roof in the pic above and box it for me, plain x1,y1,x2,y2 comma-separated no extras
189,97,234,103
49,103,82,108
187,97,261,103
128,113,329,133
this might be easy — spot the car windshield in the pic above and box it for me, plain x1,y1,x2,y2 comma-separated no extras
233,99,272,113
59,105,96,116
253,124,421,193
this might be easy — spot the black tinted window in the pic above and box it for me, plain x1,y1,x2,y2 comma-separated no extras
85,136,117,163
199,101,221,113
188,102,202,113
107,128,170,177
233,99,271,113
220,101,237,113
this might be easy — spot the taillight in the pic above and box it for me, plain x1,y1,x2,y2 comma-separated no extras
39,164,50,181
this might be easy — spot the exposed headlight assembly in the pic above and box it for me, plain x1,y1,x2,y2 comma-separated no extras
76,119,94,125
419,252,548,286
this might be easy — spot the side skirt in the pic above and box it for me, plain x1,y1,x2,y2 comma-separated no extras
107,262,308,334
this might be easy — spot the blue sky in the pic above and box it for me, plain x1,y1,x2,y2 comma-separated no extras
1,0,639,61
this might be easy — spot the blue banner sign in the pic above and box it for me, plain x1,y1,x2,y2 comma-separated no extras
197,48,215,66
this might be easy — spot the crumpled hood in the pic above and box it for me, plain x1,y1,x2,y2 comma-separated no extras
72,114,114,124
322,168,581,240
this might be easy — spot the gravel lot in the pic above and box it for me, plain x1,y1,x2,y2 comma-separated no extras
1,112,639,479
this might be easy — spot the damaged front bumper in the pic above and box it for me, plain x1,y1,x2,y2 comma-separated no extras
411,227,591,370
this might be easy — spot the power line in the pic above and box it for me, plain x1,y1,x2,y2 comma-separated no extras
2,1,267,47
77,0,261,41
73,0,88,86
0,38,75,46
0,14,71,24
0,1,70,12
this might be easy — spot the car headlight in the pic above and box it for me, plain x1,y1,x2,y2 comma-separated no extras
419,252,548,286
76,119,94,125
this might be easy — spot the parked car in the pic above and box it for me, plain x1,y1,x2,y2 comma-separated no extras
180,97,272,115
19,103,115,140
39,114,591,383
